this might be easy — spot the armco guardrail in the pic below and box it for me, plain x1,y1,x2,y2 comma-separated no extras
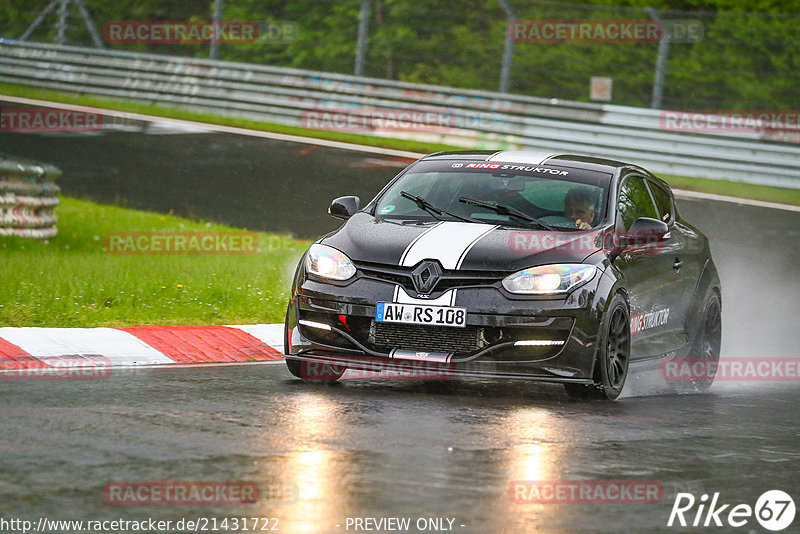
0,154,60,239
1,39,799,188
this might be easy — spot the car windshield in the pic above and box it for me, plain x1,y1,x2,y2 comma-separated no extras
374,161,610,230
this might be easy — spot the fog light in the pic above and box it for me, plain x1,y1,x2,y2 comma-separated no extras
299,319,332,331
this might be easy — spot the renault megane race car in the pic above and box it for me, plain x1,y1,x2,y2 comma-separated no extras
283,150,722,400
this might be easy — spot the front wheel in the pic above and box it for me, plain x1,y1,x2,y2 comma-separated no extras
285,358,346,382
565,293,631,401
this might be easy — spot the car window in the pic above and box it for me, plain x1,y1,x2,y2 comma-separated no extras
648,181,674,224
374,169,607,228
520,180,582,212
617,176,658,231
377,172,436,216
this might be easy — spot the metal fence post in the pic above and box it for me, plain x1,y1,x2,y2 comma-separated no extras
20,0,59,41
354,0,370,76
647,7,669,110
210,0,224,60
498,0,516,93
55,0,69,45
73,0,105,48
21,0,104,48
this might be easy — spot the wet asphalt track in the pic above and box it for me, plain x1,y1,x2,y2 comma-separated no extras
1,106,800,533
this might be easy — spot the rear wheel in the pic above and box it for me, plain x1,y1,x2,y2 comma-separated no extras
671,290,721,392
565,293,630,401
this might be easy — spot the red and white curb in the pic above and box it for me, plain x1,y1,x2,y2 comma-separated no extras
0,324,285,372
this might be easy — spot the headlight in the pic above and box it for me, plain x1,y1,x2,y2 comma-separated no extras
305,244,357,281
502,264,596,295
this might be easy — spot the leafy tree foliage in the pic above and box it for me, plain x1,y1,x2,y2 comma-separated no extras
1,0,797,109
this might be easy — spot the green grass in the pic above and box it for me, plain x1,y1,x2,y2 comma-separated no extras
659,173,800,206
0,196,311,327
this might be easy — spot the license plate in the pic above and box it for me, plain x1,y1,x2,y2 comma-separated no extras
375,302,466,327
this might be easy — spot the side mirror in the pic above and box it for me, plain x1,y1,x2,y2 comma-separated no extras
621,217,669,247
328,196,360,220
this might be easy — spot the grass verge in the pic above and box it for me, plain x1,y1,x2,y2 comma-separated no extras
659,173,800,206
0,196,310,327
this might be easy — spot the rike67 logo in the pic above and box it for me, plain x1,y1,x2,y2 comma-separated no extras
668,490,796,531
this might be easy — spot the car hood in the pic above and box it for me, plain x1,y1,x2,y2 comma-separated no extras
320,213,603,272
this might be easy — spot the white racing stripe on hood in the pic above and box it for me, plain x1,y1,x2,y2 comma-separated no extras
398,221,443,266
400,222,498,270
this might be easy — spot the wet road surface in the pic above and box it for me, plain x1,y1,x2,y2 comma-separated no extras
1,103,799,533
2,366,799,533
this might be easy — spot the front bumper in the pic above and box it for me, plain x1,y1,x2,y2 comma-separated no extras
284,273,607,383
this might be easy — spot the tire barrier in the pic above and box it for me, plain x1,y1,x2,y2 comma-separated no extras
0,154,61,239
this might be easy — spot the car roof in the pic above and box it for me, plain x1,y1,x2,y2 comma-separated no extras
422,150,646,176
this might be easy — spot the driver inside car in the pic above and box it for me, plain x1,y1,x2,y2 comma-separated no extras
540,187,596,230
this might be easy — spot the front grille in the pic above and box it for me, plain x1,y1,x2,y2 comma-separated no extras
369,321,484,354
356,261,506,295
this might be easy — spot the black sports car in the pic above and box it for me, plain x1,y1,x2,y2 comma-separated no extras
283,150,722,400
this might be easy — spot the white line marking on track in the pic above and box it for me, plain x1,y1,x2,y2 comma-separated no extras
672,189,800,213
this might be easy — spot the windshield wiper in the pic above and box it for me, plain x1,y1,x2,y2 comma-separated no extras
458,196,556,231
400,191,482,223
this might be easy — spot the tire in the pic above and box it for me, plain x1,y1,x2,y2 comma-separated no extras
285,358,346,382
565,293,631,401
284,307,346,382
285,357,304,379
671,289,721,392
283,304,293,358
